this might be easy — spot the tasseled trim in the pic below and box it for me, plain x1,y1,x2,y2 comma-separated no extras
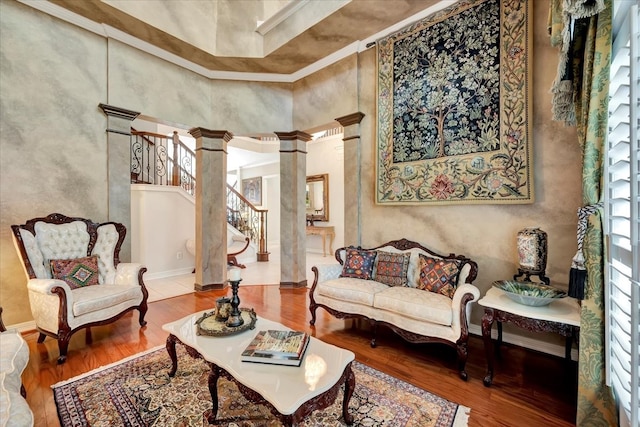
551,79,577,125
568,250,586,300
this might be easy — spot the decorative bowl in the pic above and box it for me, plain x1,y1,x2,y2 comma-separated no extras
493,280,567,307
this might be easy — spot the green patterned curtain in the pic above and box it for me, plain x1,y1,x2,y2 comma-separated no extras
549,0,617,425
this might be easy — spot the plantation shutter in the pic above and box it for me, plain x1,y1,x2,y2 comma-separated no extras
604,3,639,427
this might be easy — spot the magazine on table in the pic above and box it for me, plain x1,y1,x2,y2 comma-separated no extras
241,330,310,366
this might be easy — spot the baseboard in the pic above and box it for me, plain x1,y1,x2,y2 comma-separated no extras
7,320,36,334
144,267,195,280
468,324,578,361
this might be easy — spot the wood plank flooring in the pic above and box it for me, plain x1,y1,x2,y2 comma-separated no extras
21,285,577,426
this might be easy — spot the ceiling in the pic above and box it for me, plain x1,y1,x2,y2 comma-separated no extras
43,0,449,78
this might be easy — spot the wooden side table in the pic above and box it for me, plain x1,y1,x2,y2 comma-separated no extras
478,287,580,386
305,226,335,256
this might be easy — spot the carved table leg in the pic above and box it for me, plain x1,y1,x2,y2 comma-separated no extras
166,334,178,377
342,363,355,425
482,308,496,387
496,321,503,358
207,364,221,424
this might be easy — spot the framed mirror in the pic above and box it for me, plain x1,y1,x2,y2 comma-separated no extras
306,174,329,222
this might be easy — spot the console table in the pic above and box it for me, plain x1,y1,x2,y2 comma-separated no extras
306,226,335,256
478,286,580,386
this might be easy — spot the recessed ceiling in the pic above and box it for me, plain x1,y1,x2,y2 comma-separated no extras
42,0,449,77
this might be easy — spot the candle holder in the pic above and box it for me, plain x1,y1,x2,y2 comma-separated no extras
226,279,244,327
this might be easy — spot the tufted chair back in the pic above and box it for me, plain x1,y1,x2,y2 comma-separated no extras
11,213,125,285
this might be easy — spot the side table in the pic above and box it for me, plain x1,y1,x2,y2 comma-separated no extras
478,286,580,386
306,225,335,256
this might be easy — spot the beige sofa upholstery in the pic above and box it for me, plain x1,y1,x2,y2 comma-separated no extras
309,238,479,380
11,213,148,364
0,308,33,427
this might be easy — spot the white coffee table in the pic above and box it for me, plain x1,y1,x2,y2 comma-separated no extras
162,310,355,425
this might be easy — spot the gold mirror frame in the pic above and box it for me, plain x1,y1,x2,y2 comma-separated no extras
306,174,329,222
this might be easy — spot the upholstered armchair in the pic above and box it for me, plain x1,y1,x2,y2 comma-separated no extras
11,213,148,364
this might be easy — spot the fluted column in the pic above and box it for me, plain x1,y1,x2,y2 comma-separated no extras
99,103,140,262
335,112,365,247
276,131,310,288
189,128,232,291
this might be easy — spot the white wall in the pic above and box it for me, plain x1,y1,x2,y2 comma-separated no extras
131,185,196,279
306,135,345,254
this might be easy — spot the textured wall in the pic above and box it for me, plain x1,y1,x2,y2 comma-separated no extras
293,55,358,130
357,1,582,331
0,0,292,325
0,0,580,349
105,0,217,54
292,1,581,339
0,0,108,324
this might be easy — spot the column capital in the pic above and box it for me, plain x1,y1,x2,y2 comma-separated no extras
274,131,312,142
189,128,233,141
335,112,365,127
98,103,140,121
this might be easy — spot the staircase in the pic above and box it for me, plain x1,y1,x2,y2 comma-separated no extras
130,130,269,261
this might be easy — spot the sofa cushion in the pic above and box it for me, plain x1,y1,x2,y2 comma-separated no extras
417,255,460,299
317,278,389,307
0,329,33,427
340,248,377,280
373,251,410,286
50,256,99,289
72,284,142,317
373,286,453,326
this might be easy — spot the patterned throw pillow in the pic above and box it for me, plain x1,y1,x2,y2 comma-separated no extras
50,256,100,289
340,248,377,280
373,251,410,286
417,254,461,298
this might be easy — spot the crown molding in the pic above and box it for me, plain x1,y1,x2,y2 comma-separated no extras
255,0,312,36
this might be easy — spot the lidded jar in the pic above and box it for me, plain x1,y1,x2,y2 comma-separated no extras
516,227,548,274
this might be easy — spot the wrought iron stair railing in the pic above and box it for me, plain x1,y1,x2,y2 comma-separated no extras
130,130,268,260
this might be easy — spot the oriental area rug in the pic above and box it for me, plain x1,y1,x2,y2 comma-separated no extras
53,345,470,427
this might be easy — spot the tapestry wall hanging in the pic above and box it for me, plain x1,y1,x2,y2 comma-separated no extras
376,0,533,205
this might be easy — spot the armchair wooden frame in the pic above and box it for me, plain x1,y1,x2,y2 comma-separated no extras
11,213,149,364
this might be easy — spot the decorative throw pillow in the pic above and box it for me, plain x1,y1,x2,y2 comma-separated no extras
50,256,99,289
417,254,460,298
340,248,377,280
373,251,410,286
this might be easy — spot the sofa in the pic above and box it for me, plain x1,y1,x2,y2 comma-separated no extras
0,308,34,427
309,238,479,380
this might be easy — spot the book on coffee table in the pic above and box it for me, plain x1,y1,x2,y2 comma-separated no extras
241,330,310,366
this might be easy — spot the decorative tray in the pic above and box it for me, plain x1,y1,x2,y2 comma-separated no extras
493,280,567,307
195,308,257,336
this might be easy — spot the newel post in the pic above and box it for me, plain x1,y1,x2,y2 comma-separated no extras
171,131,180,187
276,131,311,288
99,103,140,262
336,112,365,247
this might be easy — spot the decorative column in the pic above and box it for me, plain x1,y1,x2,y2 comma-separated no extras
99,103,140,262
335,112,365,247
189,128,232,291
276,131,310,288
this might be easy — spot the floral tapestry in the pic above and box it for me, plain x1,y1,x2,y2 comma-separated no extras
376,0,533,205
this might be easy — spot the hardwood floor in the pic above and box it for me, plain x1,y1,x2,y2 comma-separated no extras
21,285,577,426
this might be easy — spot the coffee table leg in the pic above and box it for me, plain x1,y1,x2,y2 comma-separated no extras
166,334,178,377
207,365,221,423
342,364,355,425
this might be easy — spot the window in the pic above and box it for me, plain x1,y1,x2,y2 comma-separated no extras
604,3,639,427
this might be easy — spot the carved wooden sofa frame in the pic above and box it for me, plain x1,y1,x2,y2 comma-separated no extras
309,238,479,380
